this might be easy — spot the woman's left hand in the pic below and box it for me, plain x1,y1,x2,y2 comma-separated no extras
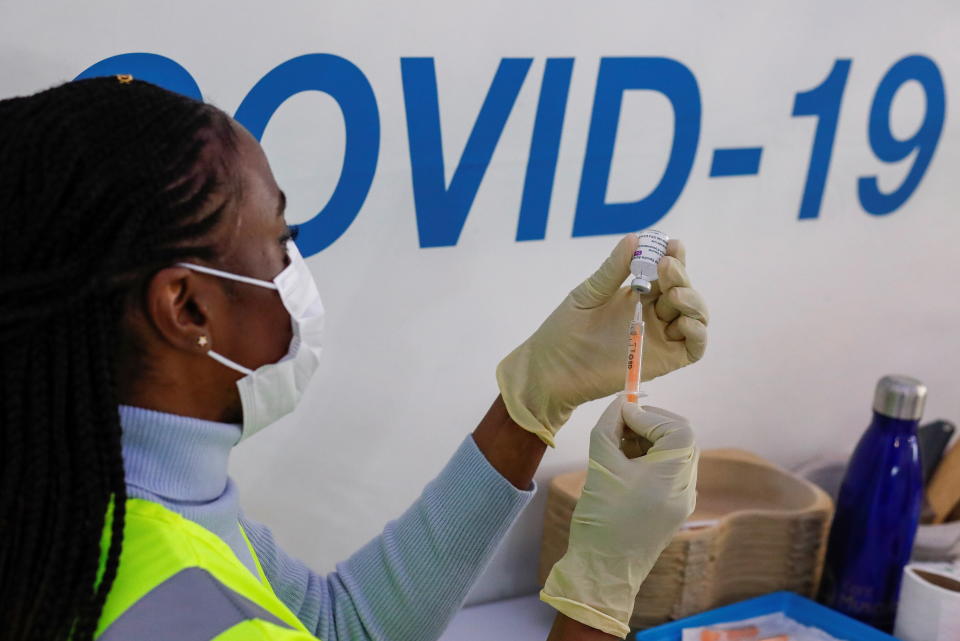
540,398,699,638
496,233,708,447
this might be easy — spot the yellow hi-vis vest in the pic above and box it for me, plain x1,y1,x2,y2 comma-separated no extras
94,498,320,641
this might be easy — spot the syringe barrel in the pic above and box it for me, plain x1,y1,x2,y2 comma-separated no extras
623,320,645,403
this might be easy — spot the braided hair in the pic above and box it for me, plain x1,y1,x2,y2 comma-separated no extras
0,77,238,640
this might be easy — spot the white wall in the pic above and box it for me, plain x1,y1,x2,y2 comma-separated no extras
3,0,959,605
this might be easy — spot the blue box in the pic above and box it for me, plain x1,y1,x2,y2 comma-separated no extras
632,592,899,641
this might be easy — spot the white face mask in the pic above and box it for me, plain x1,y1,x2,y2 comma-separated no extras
177,240,324,440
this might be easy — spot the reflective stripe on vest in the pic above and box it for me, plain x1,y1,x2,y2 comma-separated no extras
95,499,316,640
99,566,294,641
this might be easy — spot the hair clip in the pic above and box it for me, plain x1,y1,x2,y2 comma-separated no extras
116,74,134,85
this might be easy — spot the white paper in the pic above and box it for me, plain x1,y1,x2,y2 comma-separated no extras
681,612,846,641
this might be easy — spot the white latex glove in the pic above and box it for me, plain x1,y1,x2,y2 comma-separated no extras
541,398,699,638
496,234,708,446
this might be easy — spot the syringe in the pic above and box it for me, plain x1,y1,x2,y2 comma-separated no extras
621,300,654,458
623,301,645,404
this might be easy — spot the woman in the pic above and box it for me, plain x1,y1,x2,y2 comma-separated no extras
0,77,707,641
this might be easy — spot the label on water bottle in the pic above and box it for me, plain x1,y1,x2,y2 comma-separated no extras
822,569,897,630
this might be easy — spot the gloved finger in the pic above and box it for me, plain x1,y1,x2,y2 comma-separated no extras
665,315,707,362
640,404,688,422
570,234,638,309
640,243,686,302
686,448,701,495
621,403,695,453
624,405,689,461
655,286,708,325
647,256,690,322
590,396,629,453
657,256,691,294
665,238,686,266
678,446,701,499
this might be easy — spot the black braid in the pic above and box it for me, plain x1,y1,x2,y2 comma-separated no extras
0,76,238,641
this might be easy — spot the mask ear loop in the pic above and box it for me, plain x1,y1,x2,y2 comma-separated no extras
175,262,279,290
175,261,280,376
207,349,255,376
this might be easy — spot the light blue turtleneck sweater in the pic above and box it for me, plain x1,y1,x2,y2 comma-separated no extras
119,405,534,641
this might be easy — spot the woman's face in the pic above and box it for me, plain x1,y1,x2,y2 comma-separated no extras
120,118,297,423
207,120,295,373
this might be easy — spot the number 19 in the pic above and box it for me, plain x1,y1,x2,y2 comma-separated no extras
792,55,946,220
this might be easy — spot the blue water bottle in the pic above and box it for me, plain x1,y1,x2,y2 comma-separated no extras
819,374,926,631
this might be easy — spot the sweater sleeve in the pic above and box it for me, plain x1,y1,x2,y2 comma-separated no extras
239,434,534,641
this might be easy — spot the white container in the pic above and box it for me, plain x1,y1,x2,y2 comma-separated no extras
894,565,960,641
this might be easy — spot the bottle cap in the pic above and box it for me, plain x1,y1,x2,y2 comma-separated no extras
631,277,652,293
873,374,927,420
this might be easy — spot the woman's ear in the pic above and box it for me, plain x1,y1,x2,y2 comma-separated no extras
145,266,218,354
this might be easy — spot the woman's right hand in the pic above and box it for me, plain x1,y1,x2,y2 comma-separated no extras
496,234,708,448
540,398,699,638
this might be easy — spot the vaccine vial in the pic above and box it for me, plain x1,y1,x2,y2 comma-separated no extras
630,229,669,293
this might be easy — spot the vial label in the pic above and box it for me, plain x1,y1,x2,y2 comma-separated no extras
630,229,669,292
633,230,668,262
